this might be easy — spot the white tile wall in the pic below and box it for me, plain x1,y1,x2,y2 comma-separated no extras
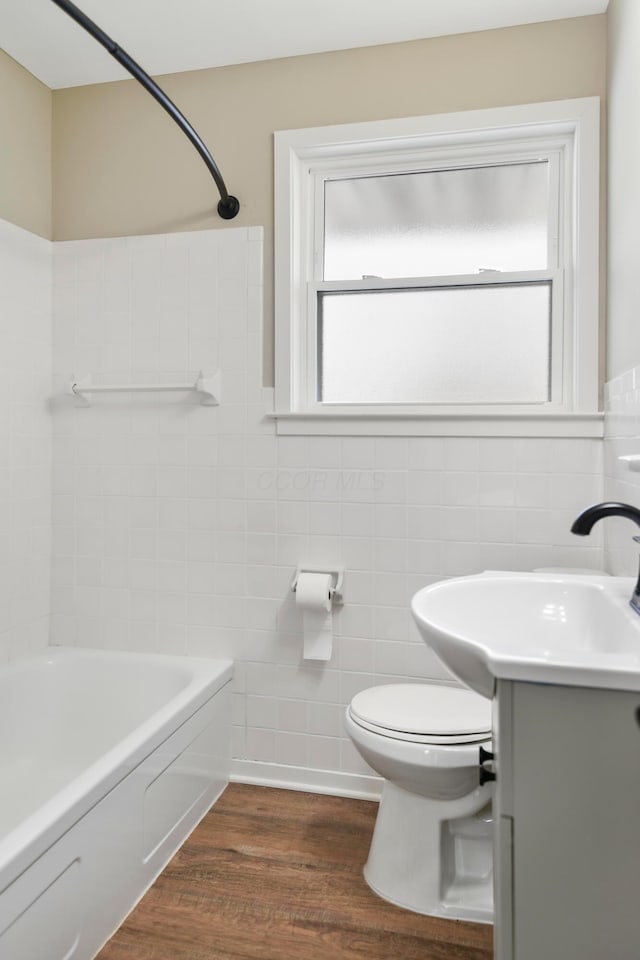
0,219,52,663
50,226,604,790
604,365,640,574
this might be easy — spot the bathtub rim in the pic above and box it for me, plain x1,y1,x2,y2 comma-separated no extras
0,646,233,893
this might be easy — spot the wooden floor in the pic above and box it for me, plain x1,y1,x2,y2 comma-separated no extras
96,783,493,960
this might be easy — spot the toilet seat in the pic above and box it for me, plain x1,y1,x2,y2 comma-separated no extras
349,684,491,745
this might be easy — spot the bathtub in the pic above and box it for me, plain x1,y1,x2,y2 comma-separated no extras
0,646,233,960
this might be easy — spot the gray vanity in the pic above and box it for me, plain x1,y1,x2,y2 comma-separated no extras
493,679,640,959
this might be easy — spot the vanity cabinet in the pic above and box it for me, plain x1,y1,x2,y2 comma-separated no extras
494,680,640,960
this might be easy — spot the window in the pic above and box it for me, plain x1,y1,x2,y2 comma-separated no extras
274,99,601,436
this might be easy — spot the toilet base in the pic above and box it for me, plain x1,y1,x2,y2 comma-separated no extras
364,780,493,922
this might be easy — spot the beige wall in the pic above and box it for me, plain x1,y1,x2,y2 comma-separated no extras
0,51,52,239
52,15,607,382
607,0,640,380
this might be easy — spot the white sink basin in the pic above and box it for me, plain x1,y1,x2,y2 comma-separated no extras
411,572,640,698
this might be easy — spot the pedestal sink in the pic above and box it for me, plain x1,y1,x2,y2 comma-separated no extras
411,571,640,699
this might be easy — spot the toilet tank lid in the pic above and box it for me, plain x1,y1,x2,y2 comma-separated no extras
350,684,492,737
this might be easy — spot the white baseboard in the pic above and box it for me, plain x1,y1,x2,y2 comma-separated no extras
230,759,382,801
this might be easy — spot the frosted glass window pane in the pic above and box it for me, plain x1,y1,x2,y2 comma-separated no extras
324,162,549,280
318,283,551,404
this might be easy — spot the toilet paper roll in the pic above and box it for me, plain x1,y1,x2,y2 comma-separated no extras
296,572,333,661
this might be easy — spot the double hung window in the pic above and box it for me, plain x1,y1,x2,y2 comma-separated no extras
274,99,600,435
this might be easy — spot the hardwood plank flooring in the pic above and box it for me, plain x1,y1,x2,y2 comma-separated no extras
96,783,493,960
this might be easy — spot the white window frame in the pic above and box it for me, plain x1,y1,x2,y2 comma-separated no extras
273,98,602,437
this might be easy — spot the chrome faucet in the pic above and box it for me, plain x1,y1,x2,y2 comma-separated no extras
571,502,640,614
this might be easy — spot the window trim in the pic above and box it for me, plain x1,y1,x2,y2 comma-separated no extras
274,98,601,437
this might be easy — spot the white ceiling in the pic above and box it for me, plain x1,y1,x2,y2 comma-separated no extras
1,0,609,90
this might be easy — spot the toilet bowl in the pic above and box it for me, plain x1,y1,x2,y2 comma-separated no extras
346,683,494,922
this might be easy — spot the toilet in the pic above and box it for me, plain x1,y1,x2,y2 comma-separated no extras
345,682,494,922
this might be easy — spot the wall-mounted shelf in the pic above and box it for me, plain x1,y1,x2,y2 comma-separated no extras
68,371,220,407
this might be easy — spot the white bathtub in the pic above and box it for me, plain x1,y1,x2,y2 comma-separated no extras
0,646,233,960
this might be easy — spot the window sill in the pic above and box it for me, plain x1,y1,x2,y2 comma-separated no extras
268,411,604,438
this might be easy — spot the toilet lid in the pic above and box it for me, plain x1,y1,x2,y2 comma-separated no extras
350,684,492,740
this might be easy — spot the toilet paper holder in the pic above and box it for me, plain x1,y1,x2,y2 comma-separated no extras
291,566,344,604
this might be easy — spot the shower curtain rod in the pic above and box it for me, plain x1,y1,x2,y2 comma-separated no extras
51,0,240,220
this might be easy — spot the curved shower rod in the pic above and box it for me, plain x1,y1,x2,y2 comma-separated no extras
51,0,240,220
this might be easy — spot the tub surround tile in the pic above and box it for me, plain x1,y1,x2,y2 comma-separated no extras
48,225,604,791
604,364,640,575
0,220,52,665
